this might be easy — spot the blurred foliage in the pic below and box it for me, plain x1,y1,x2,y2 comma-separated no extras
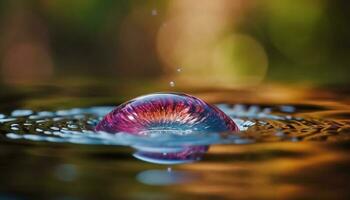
0,0,349,88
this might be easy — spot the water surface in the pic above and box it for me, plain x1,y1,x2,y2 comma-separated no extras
1,85,350,200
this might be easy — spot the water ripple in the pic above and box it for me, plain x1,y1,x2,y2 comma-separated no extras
1,104,350,146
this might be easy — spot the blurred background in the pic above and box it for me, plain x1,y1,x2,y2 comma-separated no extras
1,2,350,199
0,0,349,90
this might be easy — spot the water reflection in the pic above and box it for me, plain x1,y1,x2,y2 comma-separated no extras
132,145,209,165
1,139,349,199
1,87,350,199
171,142,350,199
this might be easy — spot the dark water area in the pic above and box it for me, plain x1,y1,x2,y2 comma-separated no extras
1,85,350,200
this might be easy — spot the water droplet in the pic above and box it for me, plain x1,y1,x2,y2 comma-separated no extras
95,93,239,134
169,81,175,87
177,68,182,72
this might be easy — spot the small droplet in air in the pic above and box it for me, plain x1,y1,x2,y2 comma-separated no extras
169,81,175,87
177,68,182,73
151,9,158,16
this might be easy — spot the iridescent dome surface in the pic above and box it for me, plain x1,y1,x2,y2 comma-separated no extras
95,93,238,135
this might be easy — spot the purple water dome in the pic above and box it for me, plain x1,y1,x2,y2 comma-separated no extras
95,93,238,134
95,93,239,164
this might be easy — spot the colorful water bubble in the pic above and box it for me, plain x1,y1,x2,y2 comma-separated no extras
95,93,239,135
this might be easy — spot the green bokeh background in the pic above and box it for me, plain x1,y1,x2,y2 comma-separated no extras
0,0,349,87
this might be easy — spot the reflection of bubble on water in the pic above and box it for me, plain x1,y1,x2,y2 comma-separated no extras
133,152,197,165
133,145,208,165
